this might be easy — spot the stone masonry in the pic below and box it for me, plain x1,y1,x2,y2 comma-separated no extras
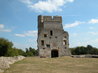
37,15,71,58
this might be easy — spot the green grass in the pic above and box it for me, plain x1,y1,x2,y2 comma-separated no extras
4,56,98,73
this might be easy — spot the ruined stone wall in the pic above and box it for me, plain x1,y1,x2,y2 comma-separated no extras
38,15,71,58
0,56,25,73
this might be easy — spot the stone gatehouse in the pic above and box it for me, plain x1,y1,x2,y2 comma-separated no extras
37,15,71,58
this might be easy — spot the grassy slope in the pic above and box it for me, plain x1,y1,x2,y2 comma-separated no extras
4,56,98,73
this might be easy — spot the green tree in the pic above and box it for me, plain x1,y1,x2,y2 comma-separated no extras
25,47,38,56
71,46,87,55
0,38,26,56
17,48,26,56
71,45,98,55
0,38,13,56
6,47,19,56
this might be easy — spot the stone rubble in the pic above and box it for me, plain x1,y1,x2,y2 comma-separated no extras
0,56,25,73
71,55,98,58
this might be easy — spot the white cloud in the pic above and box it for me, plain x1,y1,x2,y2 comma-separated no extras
64,18,98,29
0,24,11,32
89,32,98,35
0,24,4,29
64,21,83,28
88,19,98,24
20,0,74,12
0,29,11,32
15,30,37,37
15,34,26,37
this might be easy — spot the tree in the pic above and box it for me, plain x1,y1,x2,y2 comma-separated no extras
86,45,93,54
0,38,13,56
0,38,39,57
0,38,27,56
25,47,38,56
71,45,98,55
6,47,19,56
17,48,26,56
71,46,87,55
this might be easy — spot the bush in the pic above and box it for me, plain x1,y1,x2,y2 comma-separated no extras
71,45,98,55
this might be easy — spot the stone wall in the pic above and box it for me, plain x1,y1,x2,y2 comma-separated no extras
38,15,71,58
0,56,25,73
71,55,98,58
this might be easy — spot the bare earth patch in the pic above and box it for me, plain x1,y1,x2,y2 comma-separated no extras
4,56,98,73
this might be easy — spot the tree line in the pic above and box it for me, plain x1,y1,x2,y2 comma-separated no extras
0,38,38,57
1,38,98,57
70,45,98,55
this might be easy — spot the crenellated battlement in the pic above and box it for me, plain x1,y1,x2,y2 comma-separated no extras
38,15,62,23
38,15,63,31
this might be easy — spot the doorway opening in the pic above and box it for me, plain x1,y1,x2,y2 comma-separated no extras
51,50,58,58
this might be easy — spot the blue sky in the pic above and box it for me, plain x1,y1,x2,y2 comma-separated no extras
0,0,98,50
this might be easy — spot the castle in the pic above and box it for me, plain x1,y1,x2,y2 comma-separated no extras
37,15,71,58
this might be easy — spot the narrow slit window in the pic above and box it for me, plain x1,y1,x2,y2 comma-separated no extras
50,30,53,36
41,40,44,46
63,40,66,45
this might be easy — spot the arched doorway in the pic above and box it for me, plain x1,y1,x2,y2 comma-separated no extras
51,50,58,58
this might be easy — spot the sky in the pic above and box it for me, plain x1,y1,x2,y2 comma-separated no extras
0,0,98,50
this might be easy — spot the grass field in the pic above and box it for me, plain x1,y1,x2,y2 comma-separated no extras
4,56,98,73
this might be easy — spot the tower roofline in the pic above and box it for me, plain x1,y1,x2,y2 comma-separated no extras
38,15,62,22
